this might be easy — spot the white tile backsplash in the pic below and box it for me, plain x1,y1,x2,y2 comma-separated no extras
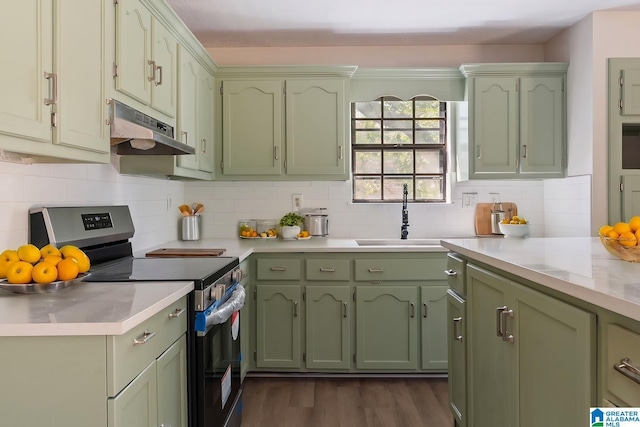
0,161,594,250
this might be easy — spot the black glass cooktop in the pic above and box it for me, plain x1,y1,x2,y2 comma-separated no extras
83,256,239,289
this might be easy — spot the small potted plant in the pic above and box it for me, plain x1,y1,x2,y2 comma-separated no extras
279,212,305,239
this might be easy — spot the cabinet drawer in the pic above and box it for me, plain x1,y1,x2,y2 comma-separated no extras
354,257,446,282
107,297,187,396
306,259,351,281
256,258,301,281
445,253,466,295
607,323,640,406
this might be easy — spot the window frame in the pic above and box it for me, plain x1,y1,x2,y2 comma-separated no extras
350,96,448,203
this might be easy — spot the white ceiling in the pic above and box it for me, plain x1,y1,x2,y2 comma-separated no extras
166,0,640,47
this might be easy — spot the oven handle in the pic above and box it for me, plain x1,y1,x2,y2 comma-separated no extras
195,283,245,336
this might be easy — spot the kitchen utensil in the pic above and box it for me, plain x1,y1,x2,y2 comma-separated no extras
146,248,225,257
193,203,204,215
179,204,191,216
304,213,329,236
490,202,506,235
182,215,200,240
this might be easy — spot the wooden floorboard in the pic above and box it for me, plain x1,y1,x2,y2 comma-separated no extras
240,377,454,427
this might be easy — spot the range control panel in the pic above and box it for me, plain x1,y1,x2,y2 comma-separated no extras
81,213,113,230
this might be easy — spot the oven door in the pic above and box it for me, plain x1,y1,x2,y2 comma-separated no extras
194,286,245,427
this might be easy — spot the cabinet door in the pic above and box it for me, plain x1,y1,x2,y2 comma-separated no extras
115,0,152,105
176,46,200,170
108,361,157,427
466,264,511,427
305,286,350,370
0,1,52,144
355,285,418,370
621,66,640,116
621,175,640,221
510,282,594,427
420,285,448,370
240,278,251,380
255,285,301,368
285,79,346,176
221,80,283,175
198,66,215,172
519,76,564,176
447,290,466,427
150,18,176,117
157,335,187,427
55,0,109,153
472,77,518,175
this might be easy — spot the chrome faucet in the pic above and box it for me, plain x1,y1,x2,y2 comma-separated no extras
401,184,409,239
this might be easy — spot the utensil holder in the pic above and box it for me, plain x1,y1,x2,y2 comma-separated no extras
182,216,200,241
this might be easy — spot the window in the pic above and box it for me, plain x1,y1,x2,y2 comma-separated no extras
351,96,447,203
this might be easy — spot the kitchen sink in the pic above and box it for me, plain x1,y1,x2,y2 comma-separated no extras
355,239,442,247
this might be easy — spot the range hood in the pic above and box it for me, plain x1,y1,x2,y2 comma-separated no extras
109,100,195,156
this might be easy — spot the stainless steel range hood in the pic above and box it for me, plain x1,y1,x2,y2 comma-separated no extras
109,100,195,156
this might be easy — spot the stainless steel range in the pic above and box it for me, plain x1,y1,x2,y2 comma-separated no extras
29,205,245,427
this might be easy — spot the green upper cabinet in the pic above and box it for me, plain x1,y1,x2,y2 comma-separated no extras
197,66,215,173
621,67,640,115
459,63,567,180
175,46,200,171
0,0,110,163
221,80,284,176
217,66,356,180
114,0,177,120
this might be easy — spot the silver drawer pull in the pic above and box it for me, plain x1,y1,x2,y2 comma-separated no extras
444,269,458,277
410,303,415,318
168,308,185,319
500,309,514,343
270,267,286,271
293,301,299,317
452,316,463,342
320,267,335,272
368,268,384,273
343,302,348,318
614,358,640,385
133,330,156,345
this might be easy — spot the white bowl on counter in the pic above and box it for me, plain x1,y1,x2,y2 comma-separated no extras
498,223,530,238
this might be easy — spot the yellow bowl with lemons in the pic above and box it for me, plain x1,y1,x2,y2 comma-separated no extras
599,219,640,262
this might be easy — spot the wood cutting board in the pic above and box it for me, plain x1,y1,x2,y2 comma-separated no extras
145,248,226,257
475,203,518,236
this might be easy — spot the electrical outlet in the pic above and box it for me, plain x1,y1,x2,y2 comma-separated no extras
490,192,501,204
462,192,478,208
292,193,303,212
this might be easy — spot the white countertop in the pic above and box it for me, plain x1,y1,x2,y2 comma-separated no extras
0,281,193,337
440,237,640,322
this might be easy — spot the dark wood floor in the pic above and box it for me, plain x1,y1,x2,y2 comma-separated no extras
241,377,453,427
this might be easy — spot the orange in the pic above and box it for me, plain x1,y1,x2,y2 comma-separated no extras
599,225,613,236
0,259,18,279
606,230,620,239
6,261,34,284
67,253,90,274
630,216,640,232
635,229,640,243
0,249,19,264
57,257,79,281
40,244,61,259
17,244,41,264
32,261,58,284
613,222,632,235
619,231,638,247
43,255,62,266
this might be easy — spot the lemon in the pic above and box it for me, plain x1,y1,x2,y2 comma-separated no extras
17,244,41,264
619,231,638,247
613,222,632,235
630,216,640,232
599,225,613,236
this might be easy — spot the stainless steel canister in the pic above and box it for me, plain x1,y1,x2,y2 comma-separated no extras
490,203,505,235
182,216,200,240
304,214,329,236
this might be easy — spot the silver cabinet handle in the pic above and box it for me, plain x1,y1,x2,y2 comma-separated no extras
270,267,286,271
368,268,384,273
410,303,415,318
522,144,527,158
500,309,514,342
444,269,457,277
274,146,279,160
201,138,206,153
155,65,163,86
44,72,57,106
133,330,156,345
181,131,188,145
423,303,428,318
476,145,481,159
614,358,640,385
452,316,463,342
293,301,298,317
148,60,156,82
338,145,343,160
496,306,508,337
343,302,347,318
168,308,185,318
319,267,335,272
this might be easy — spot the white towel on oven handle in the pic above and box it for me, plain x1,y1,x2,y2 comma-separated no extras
207,284,246,326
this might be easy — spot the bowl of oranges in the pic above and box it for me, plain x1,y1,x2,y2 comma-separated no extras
498,216,530,238
599,217,640,262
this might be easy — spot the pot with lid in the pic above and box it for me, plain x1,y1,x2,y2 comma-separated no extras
302,208,329,236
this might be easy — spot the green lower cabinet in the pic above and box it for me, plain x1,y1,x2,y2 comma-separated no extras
108,360,158,427
420,285,448,370
355,285,418,370
305,285,351,370
239,259,251,381
156,335,188,427
467,263,595,427
256,284,302,369
447,290,466,427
